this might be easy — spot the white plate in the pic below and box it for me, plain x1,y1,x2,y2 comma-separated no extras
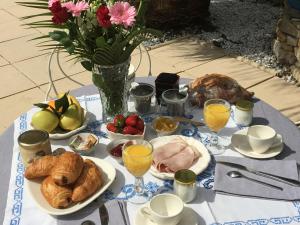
25,156,116,215
231,128,283,159
135,206,199,225
150,135,211,180
49,110,90,140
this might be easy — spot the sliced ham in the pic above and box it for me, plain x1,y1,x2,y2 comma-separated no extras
152,137,201,173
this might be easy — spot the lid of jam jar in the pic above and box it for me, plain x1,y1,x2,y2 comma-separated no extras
174,169,196,185
18,129,49,148
236,100,254,111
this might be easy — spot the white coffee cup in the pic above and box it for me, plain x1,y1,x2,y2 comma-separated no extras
247,125,282,154
141,193,184,225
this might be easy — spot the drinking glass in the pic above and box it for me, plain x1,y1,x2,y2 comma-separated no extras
122,140,153,204
203,99,230,155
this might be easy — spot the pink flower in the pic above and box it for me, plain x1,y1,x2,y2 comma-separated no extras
63,1,89,17
109,1,136,28
48,0,60,8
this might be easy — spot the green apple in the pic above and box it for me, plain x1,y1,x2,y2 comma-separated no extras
31,109,59,133
59,104,83,131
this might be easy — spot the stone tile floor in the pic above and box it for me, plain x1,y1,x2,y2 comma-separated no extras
0,2,299,134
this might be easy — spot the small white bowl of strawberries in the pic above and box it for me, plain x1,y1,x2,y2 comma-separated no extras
106,114,145,140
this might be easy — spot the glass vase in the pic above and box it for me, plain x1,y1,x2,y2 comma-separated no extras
92,58,130,122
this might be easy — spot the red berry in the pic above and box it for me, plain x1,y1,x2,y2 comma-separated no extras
113,114,125,128
123,126,139,135
106,123,117,133
136,119,144,131
125,114,138,127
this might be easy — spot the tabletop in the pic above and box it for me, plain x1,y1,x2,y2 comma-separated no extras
1,76,300,225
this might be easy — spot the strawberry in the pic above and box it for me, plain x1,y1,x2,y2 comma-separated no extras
125,114,138,127
136,118,144,131
113,114,125,128
106,123,117,133
123,126,139,135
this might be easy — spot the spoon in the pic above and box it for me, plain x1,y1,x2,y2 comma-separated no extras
227,170,283,191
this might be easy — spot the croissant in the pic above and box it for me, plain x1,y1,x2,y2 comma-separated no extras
51,152,84,185
25,155,58,179
72,159,102,202
41,176,73,209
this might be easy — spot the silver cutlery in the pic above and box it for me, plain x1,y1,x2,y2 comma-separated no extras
227,170,283,190
219,161,300,187
99,204,109,225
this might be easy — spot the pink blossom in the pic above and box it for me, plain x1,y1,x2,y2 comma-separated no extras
109,1,136,28
62,1,89,17
48,0,60,8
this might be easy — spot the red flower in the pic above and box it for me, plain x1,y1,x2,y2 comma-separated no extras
96,5,111,28
49,1,70,24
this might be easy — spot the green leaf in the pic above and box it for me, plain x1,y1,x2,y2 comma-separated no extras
96,37,108,48
34,103,49,109
66,44,75,54
55,92,69,114
81,60,93,71
49,30,68,41
21,12,52,20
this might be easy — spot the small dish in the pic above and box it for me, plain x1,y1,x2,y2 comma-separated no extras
107,122,146,141
231,128,283,159
150,135,211,180
152,116,179,136
69,132,98,156
106,139,130,163
48,110,90,140
25,156,116,215
135,205,199,225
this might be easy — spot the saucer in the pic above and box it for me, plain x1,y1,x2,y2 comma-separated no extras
135,206,199,225
231,128,283,159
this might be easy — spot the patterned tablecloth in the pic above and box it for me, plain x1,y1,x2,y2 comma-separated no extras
3,94,300,225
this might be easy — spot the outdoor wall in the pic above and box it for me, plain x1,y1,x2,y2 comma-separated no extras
273,0,300,81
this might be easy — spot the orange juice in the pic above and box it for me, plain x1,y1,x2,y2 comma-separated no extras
123,144,153,177
204,104,230,132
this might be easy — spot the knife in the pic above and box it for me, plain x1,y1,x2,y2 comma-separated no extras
218,161,300,187
99,204,109,225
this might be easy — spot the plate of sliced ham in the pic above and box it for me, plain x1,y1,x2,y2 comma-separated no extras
150,135,211,179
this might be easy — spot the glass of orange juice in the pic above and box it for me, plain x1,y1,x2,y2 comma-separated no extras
204,99,230,155
122,139,153,204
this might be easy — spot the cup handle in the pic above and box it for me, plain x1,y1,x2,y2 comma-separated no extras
271,134,283,148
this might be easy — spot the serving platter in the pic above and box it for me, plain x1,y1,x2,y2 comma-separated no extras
48,110,90,140
150,135,211,180
25,156,116,215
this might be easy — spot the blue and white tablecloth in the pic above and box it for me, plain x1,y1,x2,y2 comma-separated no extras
3,95,300,225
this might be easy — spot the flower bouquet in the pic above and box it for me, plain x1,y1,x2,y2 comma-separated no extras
19,0,161,121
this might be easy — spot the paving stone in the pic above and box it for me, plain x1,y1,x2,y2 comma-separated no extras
248,77,300,123
0,65,37,98
131,53,177,77
0,9,18,24
179,56,274,89
0,20,36,43
0,55,9,66
0,87,45,134
39,71,92,99
0,34,49,63
14,52,85,86
149,37,225,72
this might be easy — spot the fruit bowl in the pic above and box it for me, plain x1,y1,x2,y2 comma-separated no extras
41,110,90,140
106,114,146,141
107,125,145,141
